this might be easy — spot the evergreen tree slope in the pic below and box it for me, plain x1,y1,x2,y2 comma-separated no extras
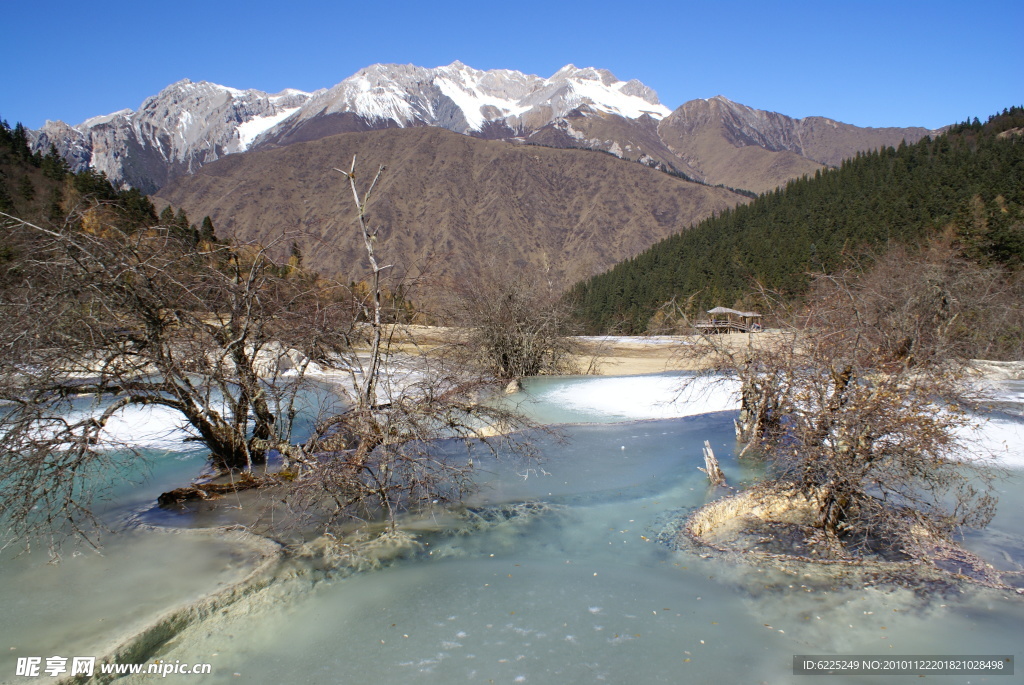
0,117,159,231
0,118,219,249
570,108,1024,334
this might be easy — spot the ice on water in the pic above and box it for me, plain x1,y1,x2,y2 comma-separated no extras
517,372,740,424
2,372,1023,684
0,532,266,679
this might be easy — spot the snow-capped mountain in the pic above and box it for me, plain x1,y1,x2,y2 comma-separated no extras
30,62,671,191
29,61,935,194
258,61,670,144
31,80,315,192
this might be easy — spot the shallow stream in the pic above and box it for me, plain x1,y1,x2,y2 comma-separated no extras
1,373,1022,684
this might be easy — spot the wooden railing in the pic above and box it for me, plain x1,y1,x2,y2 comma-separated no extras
694,319,761,333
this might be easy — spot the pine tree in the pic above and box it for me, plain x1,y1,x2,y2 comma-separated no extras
199,216,216,243
47,186,63,222
40,145,68,181
159,205,175,226
0,176,13,213
18,176,34,201
11,123,31,163
174,207,190,231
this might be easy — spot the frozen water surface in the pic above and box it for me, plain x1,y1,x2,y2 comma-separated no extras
138,409,1024,684
2,373,1023,685
0,530,270,681
513,372,740,424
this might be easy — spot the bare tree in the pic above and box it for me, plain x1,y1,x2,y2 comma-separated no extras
680,246,1007,554
278,159,548,531
0,158,551,553
447,258,580,381
0,209,352,552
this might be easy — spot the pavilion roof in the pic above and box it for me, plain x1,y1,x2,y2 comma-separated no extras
706,307,761,318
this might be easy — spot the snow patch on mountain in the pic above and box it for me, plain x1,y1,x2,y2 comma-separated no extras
81,109,133,129
343,77,417,123
434,77,530,130
569,78,671,119
272,88,311,100
236,107,300,150
264,61,674,139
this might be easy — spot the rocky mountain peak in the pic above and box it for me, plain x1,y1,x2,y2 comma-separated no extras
550,64,616,86
30,79,313,192
656,96,936,192
254,61,672,148
28,61,938,196
30,61,676,191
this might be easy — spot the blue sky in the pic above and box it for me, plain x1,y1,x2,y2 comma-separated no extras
2,0,1021,131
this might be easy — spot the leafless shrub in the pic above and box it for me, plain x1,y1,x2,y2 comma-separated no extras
445,259,580,380
678,246,1006,554
0,157,555,553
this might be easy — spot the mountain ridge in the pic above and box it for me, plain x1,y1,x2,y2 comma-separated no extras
30,62,938,194
31,79,314,192
570,106,1024,334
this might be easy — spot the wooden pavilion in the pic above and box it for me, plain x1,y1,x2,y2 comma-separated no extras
694,307,762,333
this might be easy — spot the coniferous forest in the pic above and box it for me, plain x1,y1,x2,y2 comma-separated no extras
2,121,141,224
0,118,210,243
569,107,1024,334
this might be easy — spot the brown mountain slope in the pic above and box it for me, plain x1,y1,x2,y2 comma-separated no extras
658,97,934,193
794,116,935,166
155,127,748,294
524,109,703,177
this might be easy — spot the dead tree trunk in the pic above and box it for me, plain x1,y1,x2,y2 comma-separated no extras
699,440,726,486
338,156,387,411
735,375,782,456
